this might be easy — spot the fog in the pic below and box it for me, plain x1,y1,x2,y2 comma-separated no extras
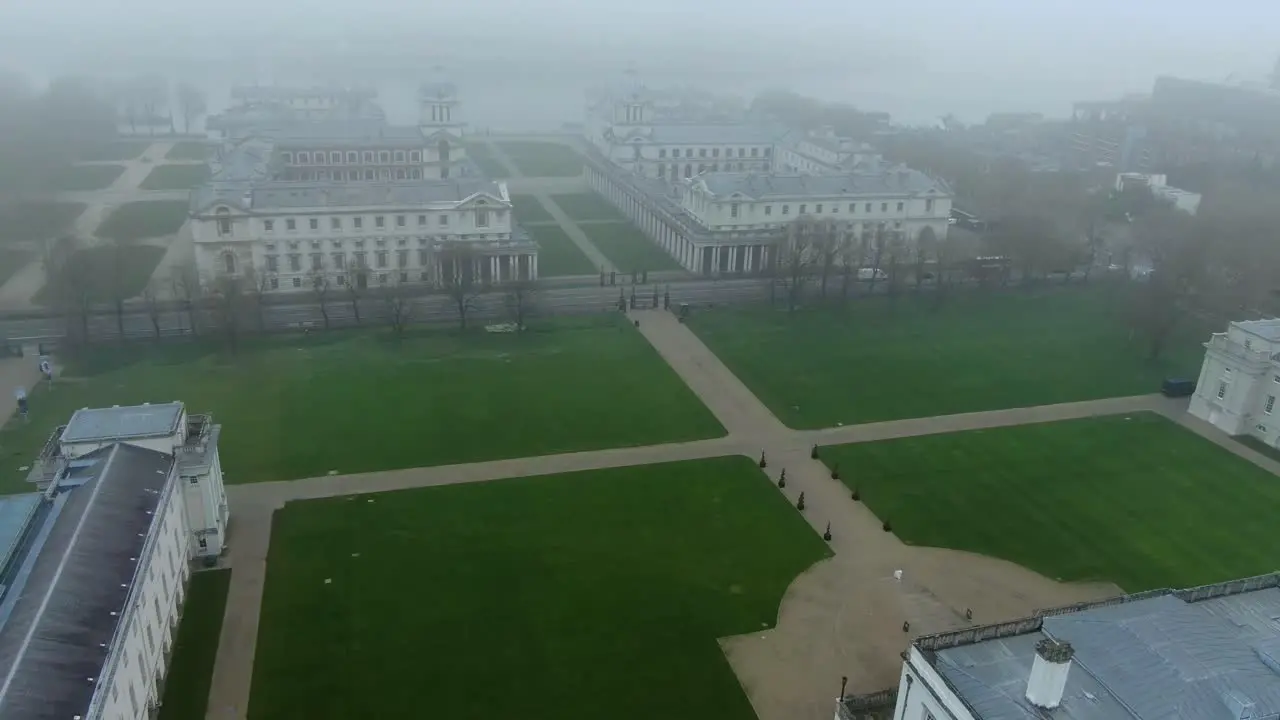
1,0,1277,126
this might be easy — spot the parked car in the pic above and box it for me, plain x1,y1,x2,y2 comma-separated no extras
1161,378,1196,398
857,268,888,281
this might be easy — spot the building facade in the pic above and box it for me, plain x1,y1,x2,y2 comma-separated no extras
0,401,229,720
1189,319,1280,446
846,572,1280,720
191,82,538,293
583,78,952,276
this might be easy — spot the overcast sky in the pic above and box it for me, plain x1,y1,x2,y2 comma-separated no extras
1,0,1275,123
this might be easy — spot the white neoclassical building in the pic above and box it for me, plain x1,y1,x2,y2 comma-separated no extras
583,77,952,275
0,402,228,720
191,81,537,292
846,573,1280,720
1189,318,1280,446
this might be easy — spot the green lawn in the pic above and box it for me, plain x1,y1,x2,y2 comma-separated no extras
511,194,554,223
97,200,189,241
687,288,1206,429
78,141,150,162
585,222,683,273
165,142,212,161
496,141,583,177
139,164,211,190
157,569,232,720
0,201,85,245
529,224,598,276
819,413,1280,591
32,244,166,306
250,457,829,720
551,192,625,221
0,249,33,288
465,142,510,177
0,317,723,490
46,164,125,191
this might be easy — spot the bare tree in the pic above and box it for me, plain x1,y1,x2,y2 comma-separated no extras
813,219,840,300
170,265,202,337
347,265,368,324
836,228,865,303
176,82,206,135
308,270,332,330
245,268,272,332
439,242,489,330
1128,206,1207,360
866,226,888,295
142,281,164,340
914,226,939,292
503,279,539,331
210,274,246,354
382,274,415,338
107,241,129,342
49,247,94,346
777,217,818,312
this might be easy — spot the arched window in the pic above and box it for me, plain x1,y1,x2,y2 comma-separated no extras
215,207,231,236
346,151,358,164
330,151,341,164
222,251,236,275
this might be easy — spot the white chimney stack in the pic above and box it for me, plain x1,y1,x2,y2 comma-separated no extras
1025,639,1073,710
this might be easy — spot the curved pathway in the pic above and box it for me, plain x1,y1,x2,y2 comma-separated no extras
204,309,1245,720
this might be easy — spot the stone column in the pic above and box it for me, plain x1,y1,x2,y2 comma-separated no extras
530,253,538,279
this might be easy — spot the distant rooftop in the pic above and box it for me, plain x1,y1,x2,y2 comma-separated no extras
696,169,949,200
61,402,183,444
645,123,781,145
0,494,40,577
248,178,506,211
1234,319,1280,342
919,573,1280,720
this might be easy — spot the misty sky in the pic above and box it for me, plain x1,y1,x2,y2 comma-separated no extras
1,0,1276,124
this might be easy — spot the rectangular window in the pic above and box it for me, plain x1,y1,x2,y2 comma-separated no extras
394,150,406,163
346,151,358,163
751,147,758,157
292,276,302,288
440,214,449,226
130,684,139,715
398,250,408,268
865,203,872,212
476,210,489,227
738,148,745,157
782,205,790,215
419,249,430,265
332,253,346,270
264,219,274,232
286,218,296,231
289,255,301,272
354,217,363,229
897,202,904,211
712,148,720,158
396,215,406,227
815,204,823,213
881,202,889,212
764,205,772,216
375,216,385,228
925,199,934,212
378,151,390,164
799,204,807,214
730,203,739,219
266,256,279,272
418,214,427,226
309,218,318,230
377,251,388,268
1217,382,1227,399
658,149,666,158
329,151,341,164
331,217,341,230
364,169,375,180
363,151,374,163
311,254,323,271
1268,396,1276,414
699,148,707,158
410,151,422,162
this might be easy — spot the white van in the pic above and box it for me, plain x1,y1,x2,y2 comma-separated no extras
857,268,888,281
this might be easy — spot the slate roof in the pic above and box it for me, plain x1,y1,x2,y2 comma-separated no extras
243,179,506,211
933,588,1280,720
645,123,782,145
62,402,183,444
0,444,175,720
697,170,949,200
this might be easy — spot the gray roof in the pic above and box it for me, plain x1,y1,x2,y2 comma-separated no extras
267,121,426,148
230,85,377,102
0,443,175,720
934,588,1280,720
62,402,183,444
698,169,949,200
644,123,782,145
1236,319,1280,342
0,495,40,575
246,179,506,211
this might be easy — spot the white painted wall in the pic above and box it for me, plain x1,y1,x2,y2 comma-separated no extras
1189,322,1280,444
891,647,977,720
182,446,229,557
91,467,192,719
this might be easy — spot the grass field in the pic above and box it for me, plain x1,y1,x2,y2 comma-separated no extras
78,141,150,162
250,457,830,720
0,249,33,288
496,141,583,177
511,194,555,223
528,224,598,276
0,201,85,245
46,164,125,191
465,141,510,177
585,222,684,273
165,142,212,161
0,317,723,490
32,244,166,306
687,288,1207,428
550,192,625,221
819,413,1280,591
157,569,231,720
139,164,211,190
97,200,189,241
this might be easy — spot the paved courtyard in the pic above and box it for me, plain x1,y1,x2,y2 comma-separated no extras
197,308,1266,720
